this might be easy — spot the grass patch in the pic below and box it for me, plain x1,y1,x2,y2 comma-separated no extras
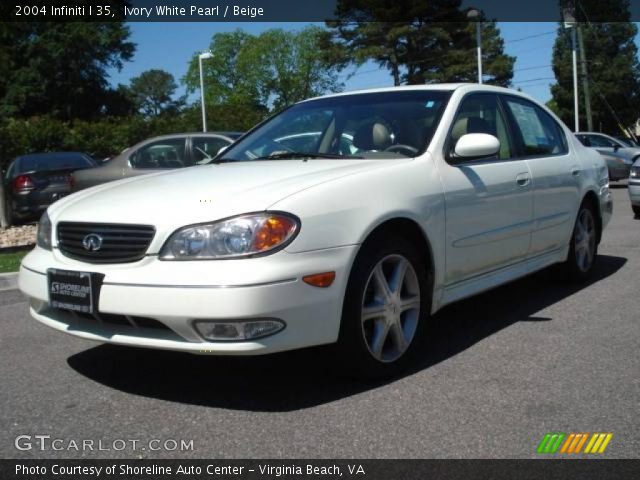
0,250,29,273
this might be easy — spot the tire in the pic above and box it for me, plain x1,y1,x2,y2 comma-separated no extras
564,202,599,282
336,234,431,379
633,205,640,218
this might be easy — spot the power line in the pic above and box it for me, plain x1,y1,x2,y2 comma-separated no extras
514,64,552,73
512,76,555,84
503,30,556,44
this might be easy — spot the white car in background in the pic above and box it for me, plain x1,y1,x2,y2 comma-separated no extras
19,84,612,378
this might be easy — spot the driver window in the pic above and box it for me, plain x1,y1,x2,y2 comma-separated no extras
589,135,616,148
193,137,230,164
449,94,512,159
130,138,186,169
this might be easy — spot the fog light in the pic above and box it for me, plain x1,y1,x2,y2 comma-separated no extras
194,319,285,341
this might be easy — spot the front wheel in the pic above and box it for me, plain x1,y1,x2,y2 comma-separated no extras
337,235,431,379
564,203,598,281
632,205,640,218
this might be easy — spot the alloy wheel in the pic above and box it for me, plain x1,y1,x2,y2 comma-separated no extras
574,208,596,273
361,254,421,363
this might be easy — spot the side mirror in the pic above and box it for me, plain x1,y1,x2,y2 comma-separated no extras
453,133,500,160
613,144,620,152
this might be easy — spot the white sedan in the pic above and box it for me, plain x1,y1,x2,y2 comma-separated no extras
19,84,612,377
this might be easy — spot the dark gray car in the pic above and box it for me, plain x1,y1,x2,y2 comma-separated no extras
71,132,242,192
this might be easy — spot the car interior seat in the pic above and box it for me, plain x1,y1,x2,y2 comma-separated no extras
353,122,393,151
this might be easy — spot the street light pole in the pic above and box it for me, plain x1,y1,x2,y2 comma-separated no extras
198,52,213,133
476,21,482,84
467,8,482,84
571,26,579,132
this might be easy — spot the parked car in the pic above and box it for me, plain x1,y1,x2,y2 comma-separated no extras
575,131,640,180
629,158,640,217
598,149,635,181
71,132,242,191
19,84,611,378
4,152,97,224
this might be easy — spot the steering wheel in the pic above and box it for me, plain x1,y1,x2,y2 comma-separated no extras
384,144,419,156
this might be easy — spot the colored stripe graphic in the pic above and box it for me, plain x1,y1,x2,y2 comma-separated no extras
540,433,613,454
537,433,565,454
584,433,613,454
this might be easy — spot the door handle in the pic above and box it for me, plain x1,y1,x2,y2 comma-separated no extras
516,173,531,187
571,167,581,176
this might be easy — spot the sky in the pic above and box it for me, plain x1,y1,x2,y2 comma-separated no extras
106,21,635,106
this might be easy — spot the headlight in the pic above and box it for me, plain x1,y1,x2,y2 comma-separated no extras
630,167,639,178
160,212,299,260
36,211,52,251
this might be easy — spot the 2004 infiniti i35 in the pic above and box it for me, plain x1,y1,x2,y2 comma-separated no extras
19,84,612,377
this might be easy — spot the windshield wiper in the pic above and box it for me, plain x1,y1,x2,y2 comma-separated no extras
254,151,363,160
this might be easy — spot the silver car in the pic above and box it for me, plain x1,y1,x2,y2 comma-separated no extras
575,132,640,180
71,132,242,191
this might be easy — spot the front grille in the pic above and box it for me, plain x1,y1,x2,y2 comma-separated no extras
57,222,155,263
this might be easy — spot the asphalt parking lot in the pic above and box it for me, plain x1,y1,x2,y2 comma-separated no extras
0,185,638,459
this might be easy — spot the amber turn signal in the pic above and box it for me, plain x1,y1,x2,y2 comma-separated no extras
252,215,298,252
302,271,336,288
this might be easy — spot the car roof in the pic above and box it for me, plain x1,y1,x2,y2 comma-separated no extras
299,83,537,104
145,132,243,141
17,151,89,160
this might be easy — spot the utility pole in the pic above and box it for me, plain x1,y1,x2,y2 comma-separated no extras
563,5,579,132
577,25,593,131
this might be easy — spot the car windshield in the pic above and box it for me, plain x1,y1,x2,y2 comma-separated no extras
217,90,451,162
615,137,638,147
18,153,96,173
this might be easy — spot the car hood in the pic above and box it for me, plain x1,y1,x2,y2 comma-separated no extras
49,159,394,229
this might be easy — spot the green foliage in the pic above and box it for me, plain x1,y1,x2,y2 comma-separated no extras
0,250,29,273
183,27,344,111
551,0,640,133
129,69,186,117
324,0,514,86
0,17,135,121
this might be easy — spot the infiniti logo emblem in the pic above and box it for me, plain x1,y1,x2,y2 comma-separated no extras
82,233,103,252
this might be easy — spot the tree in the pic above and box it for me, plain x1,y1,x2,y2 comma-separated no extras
0,18,134,121
550,0,640,133
129,69,185,117
323,0,514,86
183,27,344,113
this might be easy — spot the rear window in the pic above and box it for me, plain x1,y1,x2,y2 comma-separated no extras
19,153,95,173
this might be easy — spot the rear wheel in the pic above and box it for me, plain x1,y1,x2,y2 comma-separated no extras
564,202,598,281
337,235,431,379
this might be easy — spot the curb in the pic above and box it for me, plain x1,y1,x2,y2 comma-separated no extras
0,271,19,292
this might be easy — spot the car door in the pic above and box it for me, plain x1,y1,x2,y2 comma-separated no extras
440,93,534,285
500,95,580,257
126,137,187,176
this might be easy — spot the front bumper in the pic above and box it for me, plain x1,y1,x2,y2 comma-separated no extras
19,245,358,355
